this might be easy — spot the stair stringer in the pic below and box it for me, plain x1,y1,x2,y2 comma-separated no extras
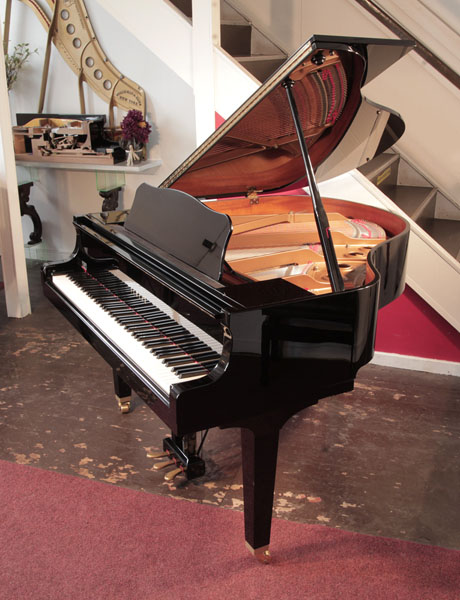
319,170,460,333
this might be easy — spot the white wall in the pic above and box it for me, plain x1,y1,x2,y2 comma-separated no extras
375,0,460,76
2,0,197,257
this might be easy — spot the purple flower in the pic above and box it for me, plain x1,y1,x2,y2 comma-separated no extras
120,110,152,144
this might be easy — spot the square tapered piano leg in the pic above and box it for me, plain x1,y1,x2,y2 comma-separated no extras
241,427,280,563
113,370,131,413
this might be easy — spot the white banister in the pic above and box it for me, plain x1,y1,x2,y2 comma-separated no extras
0,25,31,318
192,0,220,144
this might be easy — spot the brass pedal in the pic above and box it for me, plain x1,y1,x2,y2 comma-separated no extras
153,459,175,471
164,467,183,482
146,451,168,459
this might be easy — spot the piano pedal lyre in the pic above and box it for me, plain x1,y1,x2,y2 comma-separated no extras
147,454,183,481
160,433,206,481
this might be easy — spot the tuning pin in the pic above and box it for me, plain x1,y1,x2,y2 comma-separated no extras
164,467,183,481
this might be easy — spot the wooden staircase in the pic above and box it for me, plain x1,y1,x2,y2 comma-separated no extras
169,0,287,82
358,153,460,263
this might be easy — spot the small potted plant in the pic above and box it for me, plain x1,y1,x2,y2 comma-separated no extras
120,109,152,165
5,43,38,90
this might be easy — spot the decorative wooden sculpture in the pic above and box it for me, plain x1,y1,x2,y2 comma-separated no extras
16,0,146,125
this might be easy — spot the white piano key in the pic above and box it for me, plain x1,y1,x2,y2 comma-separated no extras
52,270,223,395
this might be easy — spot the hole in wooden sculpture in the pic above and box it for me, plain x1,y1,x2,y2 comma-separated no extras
85,57,94,67
73,38,81,48
66,24,75,34
94,69,103,80
60,9,69,19
103,80,112,90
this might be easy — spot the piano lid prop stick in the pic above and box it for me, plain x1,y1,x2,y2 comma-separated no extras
282,78,345,293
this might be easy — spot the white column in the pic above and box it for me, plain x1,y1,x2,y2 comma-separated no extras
0,26,31,318
191,0,220,145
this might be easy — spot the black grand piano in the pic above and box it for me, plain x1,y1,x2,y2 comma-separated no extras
42,35,413,561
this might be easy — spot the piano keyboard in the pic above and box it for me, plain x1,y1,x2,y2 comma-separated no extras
52,268,223,395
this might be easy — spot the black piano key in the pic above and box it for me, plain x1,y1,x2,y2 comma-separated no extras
126,325,157,334
157,326,184,334
125,303,147,311
174,365,209,376
183,353,217,365
109,308,139,316
168,334,197,343
164,352,218,366
180,350,219,361
176,369,208,379
146,341,177,351
158,342,208,356
139,336,168,344
199,359,219,367
154,328,183,337
151,336,193,348
116,317,146,325
155,347,191,358
140,335,190,348
100,302,128,311
177,342,209,352
137,330,164,338
143,343,172,351
145,316,176,326
138,306,162,321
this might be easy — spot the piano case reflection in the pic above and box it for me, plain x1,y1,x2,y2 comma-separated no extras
42,35,414,561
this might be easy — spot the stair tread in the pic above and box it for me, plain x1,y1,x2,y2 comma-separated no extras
385,185,436,218
221,20,252,26
358,153,398,180
234,54,286,61
423,218,460,260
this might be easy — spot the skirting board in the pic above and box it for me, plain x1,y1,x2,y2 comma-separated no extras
372,351,460,377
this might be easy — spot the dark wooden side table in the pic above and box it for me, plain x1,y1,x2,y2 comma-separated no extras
18,181,42,245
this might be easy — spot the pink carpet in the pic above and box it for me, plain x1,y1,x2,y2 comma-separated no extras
0,459,459,600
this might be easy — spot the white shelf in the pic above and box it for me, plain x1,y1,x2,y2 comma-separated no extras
15,158,162,173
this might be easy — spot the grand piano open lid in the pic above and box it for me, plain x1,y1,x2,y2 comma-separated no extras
161,34,414,199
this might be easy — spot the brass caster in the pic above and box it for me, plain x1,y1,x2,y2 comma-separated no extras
164,467,183,481
246,542,272,564
116,395,131,414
